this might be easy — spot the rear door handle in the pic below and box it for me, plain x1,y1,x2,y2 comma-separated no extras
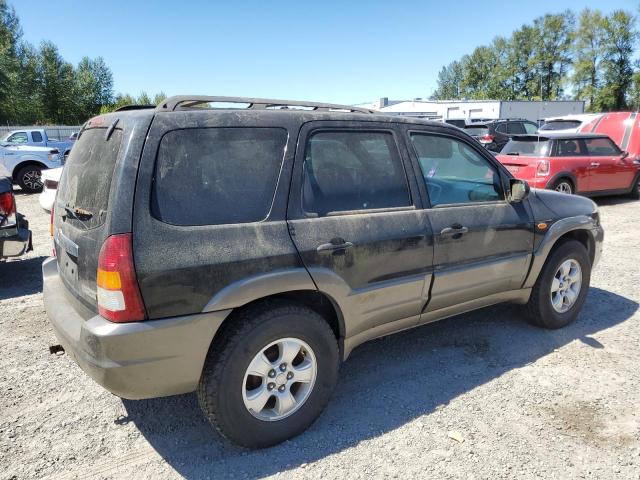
590,162,600,167
440,224,469,237
317,239,354,252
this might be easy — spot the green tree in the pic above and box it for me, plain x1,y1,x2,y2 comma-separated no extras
529,11,575,100
431,61,462,99
0,0,21,122
572,9,606,110
596,10,637,110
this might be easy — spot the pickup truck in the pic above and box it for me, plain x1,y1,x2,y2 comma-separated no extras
2,129,75,159
0,176,32,259
0,142,63,193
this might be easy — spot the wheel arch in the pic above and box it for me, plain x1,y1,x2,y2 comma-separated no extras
547,172,577,192
523,216,599,289
12,160,47,181
201,269,346,356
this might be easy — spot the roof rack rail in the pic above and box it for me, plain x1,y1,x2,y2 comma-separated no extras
114,104,155,112
155,96,377,114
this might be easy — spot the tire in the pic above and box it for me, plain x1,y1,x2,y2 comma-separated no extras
15,165,43,193
525,240,591,329
628,175,640,199
197,301,339,448
550,178,574,195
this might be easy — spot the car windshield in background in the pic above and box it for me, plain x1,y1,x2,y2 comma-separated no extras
539,120,581,131
502,139,551,156
464,126,489,136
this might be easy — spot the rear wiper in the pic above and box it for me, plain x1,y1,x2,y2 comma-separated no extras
63,205,93,221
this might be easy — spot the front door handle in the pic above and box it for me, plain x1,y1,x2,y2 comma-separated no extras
590,162,600,167
440,224,469,237
317,238,354,252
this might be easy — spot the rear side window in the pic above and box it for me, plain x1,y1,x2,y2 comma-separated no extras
31,131,43,142
152,128,287,226
302,131,411,215
556,139,587,156
57,128,123,228
584,137,620,156
507,122,526,134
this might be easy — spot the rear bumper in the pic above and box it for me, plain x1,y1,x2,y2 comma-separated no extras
0,221,32,258
42,257,231,399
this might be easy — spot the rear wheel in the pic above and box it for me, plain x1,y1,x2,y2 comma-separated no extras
551,178,574,195
525,240,591,329
15,165,43,193
198,301,339,448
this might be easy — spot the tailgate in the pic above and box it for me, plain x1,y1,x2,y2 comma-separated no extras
496,155,540,177
53,124,125,310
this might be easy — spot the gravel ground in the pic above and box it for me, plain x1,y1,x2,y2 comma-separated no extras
1,190,639,480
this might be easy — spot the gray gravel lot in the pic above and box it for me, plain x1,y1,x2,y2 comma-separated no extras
1,190,639,480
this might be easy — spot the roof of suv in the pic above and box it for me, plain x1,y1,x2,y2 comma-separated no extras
106,95,459,130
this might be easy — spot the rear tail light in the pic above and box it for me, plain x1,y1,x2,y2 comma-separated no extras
536,160,550,177
97,233,146,323
49,205,56,257
0,191,16,228
479,134,495,144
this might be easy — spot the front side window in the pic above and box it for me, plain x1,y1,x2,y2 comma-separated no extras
7,132,28,144
302,131,411,215
409,133,503,207
152,127,287,226
584,137,621,156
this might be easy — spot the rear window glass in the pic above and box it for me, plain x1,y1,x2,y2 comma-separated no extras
539,120,581,131
152,127,287,226
57,128,122,228
464,126,489,136
501,139,551,157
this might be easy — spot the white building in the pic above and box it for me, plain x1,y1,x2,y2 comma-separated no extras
357,98,585,123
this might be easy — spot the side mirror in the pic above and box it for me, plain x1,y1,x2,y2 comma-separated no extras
508,178,530,203
621,151,629,159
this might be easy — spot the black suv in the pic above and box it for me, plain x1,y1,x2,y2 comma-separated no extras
43,96,603,448
465,119,539,152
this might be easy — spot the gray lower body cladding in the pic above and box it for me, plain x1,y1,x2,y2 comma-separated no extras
42,257,230,399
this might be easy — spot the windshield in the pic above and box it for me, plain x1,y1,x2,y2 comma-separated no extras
539,120,581,131
464,126,489,136
501,139,551,156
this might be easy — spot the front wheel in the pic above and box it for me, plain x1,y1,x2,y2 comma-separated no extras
16,165,43,193
197,301,339,448
525,240,591,329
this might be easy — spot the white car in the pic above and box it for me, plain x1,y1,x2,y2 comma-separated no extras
539,113,603,134
0,142,63,193
39,167,62,212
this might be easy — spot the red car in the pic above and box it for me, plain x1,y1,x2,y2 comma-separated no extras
496,133,640,197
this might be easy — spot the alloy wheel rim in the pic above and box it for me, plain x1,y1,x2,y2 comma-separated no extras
242,337,317,422
555,182,572,194
23,170,42,190
550,259,582,313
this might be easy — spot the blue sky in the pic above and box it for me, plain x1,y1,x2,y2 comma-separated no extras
15,0,639,105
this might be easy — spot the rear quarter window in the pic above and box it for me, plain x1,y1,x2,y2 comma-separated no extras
152,127,288,226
